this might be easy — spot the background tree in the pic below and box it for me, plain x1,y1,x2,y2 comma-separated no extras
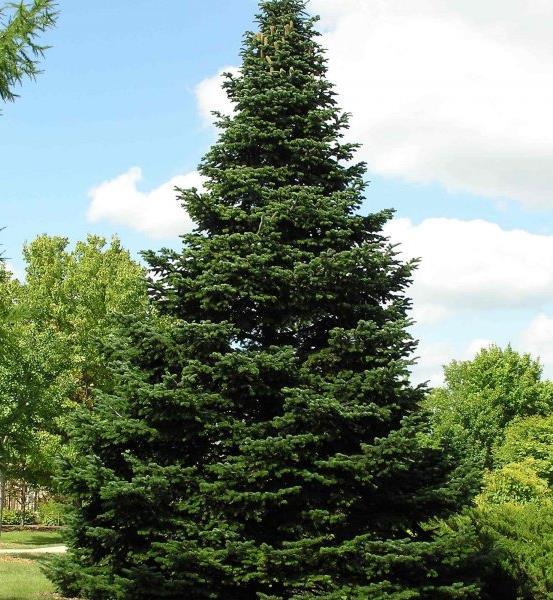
425,345,553,499
53,1,489,598
0,235,148,499
469,414,553,598
0,0,56,107
0,265,53,530
427,347,553,598
19,235,148,412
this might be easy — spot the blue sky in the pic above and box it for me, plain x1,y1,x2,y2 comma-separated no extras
2,0,258,261
4,0,553,383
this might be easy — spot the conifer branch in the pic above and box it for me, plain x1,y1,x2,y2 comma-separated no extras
0,0,57,103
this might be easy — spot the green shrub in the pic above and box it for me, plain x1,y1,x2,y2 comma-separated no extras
477,460,550,506
494,414,553,483
0,509,38,525
477,501,553,599
38,500,68,526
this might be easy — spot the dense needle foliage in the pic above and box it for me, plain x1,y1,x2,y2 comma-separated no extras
0,0,56,105
52,1,489,598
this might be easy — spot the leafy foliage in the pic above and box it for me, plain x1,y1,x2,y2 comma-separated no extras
0,507,37,525
429,357,553,597
493,414,553,482
477,461,550,506
19,235,148,412
0,266,57,483
424,346,553,597
474,414,553,596
0,236,147,488
38,498,69,525
425,345,553,502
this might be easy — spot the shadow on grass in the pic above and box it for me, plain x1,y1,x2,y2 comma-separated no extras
0,530,64,549
19,534,64,547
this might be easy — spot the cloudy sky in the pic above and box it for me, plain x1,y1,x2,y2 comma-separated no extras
3,0,553,384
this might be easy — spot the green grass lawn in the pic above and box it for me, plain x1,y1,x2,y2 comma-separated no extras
0,556,57,599
0,530,64,550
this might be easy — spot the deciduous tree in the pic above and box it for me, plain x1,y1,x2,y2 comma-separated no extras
0,236,147,494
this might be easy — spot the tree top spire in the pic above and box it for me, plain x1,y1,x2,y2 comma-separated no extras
259,0,307,13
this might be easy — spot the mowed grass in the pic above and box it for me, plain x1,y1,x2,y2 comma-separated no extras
0,530,64,550
0,556,57,599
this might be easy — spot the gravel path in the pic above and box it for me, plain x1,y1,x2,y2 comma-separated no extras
0,545,66,555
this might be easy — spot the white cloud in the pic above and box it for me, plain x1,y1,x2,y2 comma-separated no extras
412,340,455,387
87,67,236,238
520,314,553,370
195,66,238,127
5,261,24,282
87,167,204,238
308,0,553,207
466,338,494,357
412,337,493,386
194,2,553,206
385,217,553,323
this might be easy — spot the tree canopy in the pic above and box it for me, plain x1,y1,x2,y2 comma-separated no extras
0,235,147,488
427,346,553,598
425,345,553,473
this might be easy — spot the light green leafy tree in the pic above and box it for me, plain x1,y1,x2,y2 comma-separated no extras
0,266,56,528
493,414,553,483
0,235,148,493
425,346,553,596
19,235,148,412
473,414,553,597
425,345,553,478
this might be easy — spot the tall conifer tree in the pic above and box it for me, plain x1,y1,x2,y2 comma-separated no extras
53,1,487,598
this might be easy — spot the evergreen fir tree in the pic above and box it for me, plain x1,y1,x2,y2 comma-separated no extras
52,1,488,598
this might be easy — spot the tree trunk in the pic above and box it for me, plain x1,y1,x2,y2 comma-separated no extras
20,482,26,527
0,471,5,537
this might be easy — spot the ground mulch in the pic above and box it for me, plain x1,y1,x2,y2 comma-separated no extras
0,555,34,564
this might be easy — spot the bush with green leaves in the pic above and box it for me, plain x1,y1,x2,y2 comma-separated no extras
477,460,550,506
493,414,553,483
0,508,38,526
38,500,68,526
